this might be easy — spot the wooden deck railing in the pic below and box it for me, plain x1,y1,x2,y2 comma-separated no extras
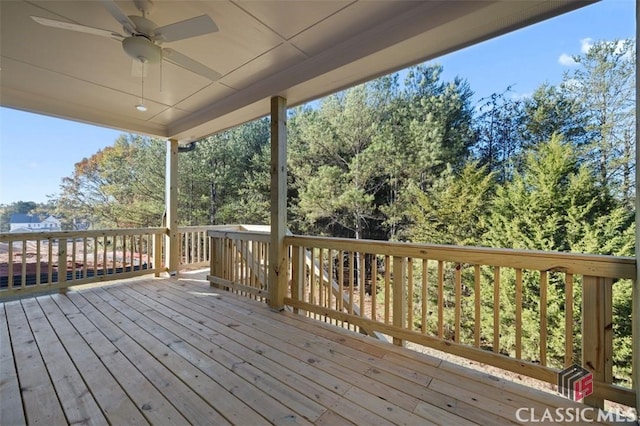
178,226,212,267
0,228,165,298
206,228,637,409
284,235,637,409
207,225,271,301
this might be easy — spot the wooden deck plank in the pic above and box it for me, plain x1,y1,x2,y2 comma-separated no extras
163,285,493,421
4,300,67,425
0,304,26,426
154,280,489,425
176,277,611,426
35,296,150,425
70,290,234,426
103,285,328,423
20,297,108,426
115,286,398,426
223,285,596,425
126,281,397,425
89,286,311,425
50,292,190,425
2,273,628,426
193,285,517,425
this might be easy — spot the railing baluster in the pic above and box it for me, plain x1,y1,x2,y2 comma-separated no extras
310,247,317,316
454,263,461,343
407,258,414,331
384,255,391,325
392,256,405,346
82,237,88,279
338,250,344,312
422,259,428,334
540,270,548,366
371,254,377,322
515,268,523,359
348,251,354,315
437,260,444,339
565,273,574,367
319,248,325,310
359,252,365,318
328,249,334,310
493,266,500,353
21,239,27,288
36,239,41,285
474,264,481,347
48,238,53,284
7,241,13,290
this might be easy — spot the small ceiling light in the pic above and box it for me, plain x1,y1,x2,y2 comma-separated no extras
136,104,148,112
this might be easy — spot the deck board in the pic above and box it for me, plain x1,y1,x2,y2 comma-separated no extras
1,273,615,425
0,304,26,426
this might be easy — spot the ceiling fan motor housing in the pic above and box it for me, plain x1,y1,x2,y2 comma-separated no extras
122,35,161,63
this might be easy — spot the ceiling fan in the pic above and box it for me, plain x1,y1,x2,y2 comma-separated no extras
30,0,222,82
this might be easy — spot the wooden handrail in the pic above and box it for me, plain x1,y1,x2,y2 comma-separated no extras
286,235,635,279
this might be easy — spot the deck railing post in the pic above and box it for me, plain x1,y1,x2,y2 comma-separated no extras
58,237,68,286
582,275,613,409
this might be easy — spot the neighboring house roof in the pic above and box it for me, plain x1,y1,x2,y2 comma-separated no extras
9,213,42,224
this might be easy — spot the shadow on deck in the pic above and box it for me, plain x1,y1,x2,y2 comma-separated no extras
0,271,618,425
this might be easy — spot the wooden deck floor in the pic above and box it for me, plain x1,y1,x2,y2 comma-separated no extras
1,273,614,425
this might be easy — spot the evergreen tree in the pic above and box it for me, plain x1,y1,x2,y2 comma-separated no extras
563,38,635,205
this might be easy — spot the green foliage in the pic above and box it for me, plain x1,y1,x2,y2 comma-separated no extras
55,134,165,228
405,162,493,246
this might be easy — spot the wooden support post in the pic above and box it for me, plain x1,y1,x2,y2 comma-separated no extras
269,96,287,310
165,139,179,276
392,256,406,346
582,276,612,409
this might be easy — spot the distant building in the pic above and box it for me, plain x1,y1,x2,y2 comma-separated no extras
9,214,61,232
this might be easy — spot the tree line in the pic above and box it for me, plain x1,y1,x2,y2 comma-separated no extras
1,39,634,385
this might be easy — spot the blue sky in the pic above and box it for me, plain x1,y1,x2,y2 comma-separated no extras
0,0,635,205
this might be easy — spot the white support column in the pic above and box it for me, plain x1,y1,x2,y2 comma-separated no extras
269,96,287,310
166,138,179,276
634,0,640,414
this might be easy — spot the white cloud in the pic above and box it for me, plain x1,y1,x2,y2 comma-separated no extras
558,53,577,66
580,37,593,53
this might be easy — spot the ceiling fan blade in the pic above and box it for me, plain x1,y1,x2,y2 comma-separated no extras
100,0,136,35
154,15,218,42
162,48,221,81
31,16,123,40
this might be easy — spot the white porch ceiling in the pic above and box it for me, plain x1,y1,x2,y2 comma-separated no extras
0,0,595,144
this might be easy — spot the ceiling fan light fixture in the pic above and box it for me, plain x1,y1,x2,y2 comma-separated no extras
122,36,161,63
